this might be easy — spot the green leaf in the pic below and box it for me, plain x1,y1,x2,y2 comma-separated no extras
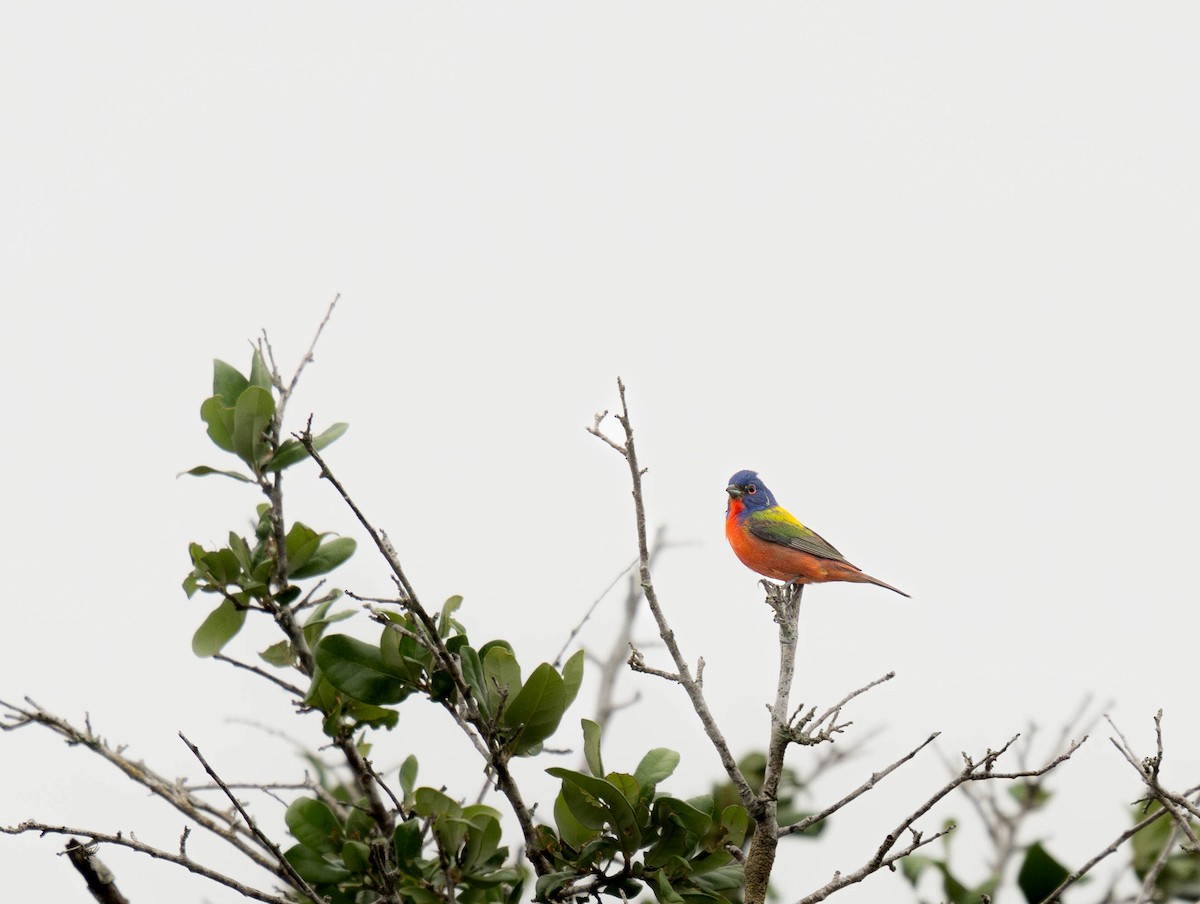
285,798,342,854
561,649,584,709
248,349,272,391
345,700,399,730
393,819,424,869
646,814,692,868
439,595,463,637
558,779,609,832
467,866,523,888
302,599,352,647
478,639,514,658
582,718,605,778
721,805,749,848
343,798,374,843
232,385,275,471
1017,842,1070,904
689,849,734,875
414,787,462,819
1132,802,1173,872
459,805,503,870
607,772,641,807
268,422,350,472
940,861,972,904
547,768,641,855
226,532,254,573
213,359,250,406
651,869,685,904
459,646,491,720
258,640,295,668
482,645,522,713
654,796,712,838
285,522,322,574
191,599,246,657
399,755,419,800
341,839,370,873
691,864,745,895
179,465,254,483
554,790,598,849
535,870,578,902
899,854,936,886
636,748,681,790
315,634,411,705
503,663,567,755
199,396,236,453
380,623,431,688
1008,781,1052,810
283,843,352,885
292,537,356,579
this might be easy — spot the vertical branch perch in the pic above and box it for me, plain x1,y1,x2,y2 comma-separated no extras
744,582,803,904
588,379,755,807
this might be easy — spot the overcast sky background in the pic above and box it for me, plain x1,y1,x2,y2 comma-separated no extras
3,4,1199,903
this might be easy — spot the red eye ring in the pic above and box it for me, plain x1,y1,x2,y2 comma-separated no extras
747,485,757,494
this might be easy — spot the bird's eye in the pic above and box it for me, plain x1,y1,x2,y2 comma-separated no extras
746,484,757,494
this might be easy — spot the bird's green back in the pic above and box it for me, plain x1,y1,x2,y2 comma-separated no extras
744,505,850,564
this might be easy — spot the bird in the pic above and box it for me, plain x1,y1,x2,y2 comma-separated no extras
725,469,909,597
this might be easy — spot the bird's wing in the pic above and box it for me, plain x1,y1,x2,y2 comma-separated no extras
746,507,852,565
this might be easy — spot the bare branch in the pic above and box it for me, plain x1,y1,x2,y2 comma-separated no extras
791,734,1084,903
1,700,280,872
806,672,895,737
179,733,324,903
214,654,304,697
783,732,940,836
1038,806,1171,904
334,733,400,833
1108,712,1200,854
283,294,340,402
590,379,754,808
554,554,639,668
1137,816,1184,904
794,825,956,904
1,822,297,904
627,645,682,683
301,442,552,875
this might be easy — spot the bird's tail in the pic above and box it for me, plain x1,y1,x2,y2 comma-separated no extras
858,571,911,598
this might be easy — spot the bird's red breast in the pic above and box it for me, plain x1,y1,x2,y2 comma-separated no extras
726,501,866,583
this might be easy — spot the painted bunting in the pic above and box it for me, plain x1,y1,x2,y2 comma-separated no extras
725,469,909,597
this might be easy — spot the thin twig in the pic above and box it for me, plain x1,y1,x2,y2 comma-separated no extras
1038,806,1171,904
301,438,552,875
589,380,754,807
179,733,323,903
1108,712,1200,852
627,644,682,683
791,734,1084,903
1,700,279,871
214,654,304,697
1137,817,1183,904
285,294,340,402
795,825,956,904
0,822,296,904
554,554,640,668
808,672,895,735
783,732,941,836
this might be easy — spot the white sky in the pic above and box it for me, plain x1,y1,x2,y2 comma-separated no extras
3,3,1199,902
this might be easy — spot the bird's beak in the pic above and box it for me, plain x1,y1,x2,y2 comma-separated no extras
725,484,743,498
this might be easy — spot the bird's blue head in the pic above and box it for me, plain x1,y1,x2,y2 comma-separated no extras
725,469,777,516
